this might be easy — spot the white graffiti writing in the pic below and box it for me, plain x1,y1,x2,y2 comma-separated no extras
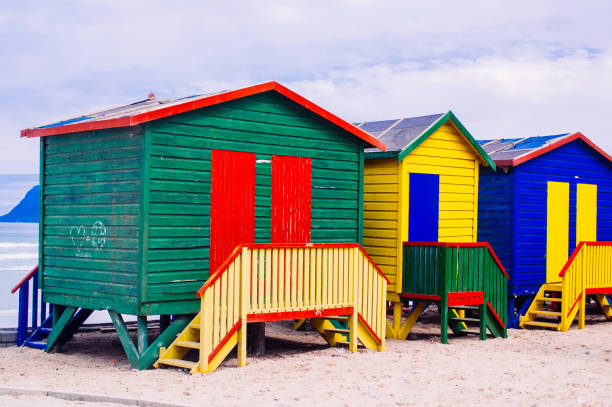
70,221,107,257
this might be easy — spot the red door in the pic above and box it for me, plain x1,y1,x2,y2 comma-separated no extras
210,150,255,274
271,155,311,243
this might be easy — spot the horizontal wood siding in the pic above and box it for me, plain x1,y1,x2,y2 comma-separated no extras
477,167,514,289
404,123,480,242
512,140,612,295
363,159,399,291
41,127,142,314
144,92,362,309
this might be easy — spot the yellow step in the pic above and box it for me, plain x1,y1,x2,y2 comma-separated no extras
190,324,200,330
157,358,197,370
175,340,200,349
325,328,350,334
522,321,560,329
529,310,561,317
537,297,562,302
325,316,349,322
543,284,563,292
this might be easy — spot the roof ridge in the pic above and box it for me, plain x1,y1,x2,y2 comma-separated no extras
375,118,404,139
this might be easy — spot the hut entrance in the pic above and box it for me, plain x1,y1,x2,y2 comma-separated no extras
408,173,439,242
210,150,256,273
576,183,597,244
271,155,312,243
546,181,569,283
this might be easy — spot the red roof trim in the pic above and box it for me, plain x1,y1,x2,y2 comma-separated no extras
21,81,386,151
495,133,612,167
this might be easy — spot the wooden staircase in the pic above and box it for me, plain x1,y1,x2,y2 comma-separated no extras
520,283,564,330
155,243,388,374
520,242,612,332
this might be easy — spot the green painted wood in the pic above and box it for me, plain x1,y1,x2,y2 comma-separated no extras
45,306,77,352
39,138,45,289
108,310,140,368
479,303,487,341
137,315,191,370
55,308,94,349
137,316,148,354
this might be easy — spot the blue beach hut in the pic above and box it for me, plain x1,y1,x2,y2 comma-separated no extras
477,133,612,328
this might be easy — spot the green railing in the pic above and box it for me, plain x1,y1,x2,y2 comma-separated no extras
402,242,509,329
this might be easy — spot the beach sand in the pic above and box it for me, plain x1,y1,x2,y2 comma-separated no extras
0,308,610,407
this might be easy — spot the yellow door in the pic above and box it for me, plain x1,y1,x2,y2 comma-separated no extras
576,184,597,245
546,181,569,283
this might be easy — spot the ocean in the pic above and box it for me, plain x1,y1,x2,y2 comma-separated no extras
0,222,134,329
0,222,38,328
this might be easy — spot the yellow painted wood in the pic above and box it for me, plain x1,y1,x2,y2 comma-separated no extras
577,183,597,245
363,158,400,293
238,247,248,367
398,301,427,340
547,181,570,283
158,245,389,373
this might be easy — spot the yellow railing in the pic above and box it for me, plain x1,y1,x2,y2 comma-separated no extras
195,243,388,373
560,242,612,330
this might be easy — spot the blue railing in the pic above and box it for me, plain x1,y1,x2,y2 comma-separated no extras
11,265,50,346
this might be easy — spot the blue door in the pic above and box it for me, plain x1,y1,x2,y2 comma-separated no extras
408,173,440,242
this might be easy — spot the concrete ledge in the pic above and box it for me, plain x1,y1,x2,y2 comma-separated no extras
0,386,188,407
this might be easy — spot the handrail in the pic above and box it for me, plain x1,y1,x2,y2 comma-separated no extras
194,243,389,372
403,241,509,280
11,265,39,294
198,243,389,297
558,241,612,330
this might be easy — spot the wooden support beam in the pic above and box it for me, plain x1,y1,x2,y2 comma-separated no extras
137,316,148,354
108,310,140,369
46,306,77,352
55,308,94,349
138,316,191,370
479,303,487,341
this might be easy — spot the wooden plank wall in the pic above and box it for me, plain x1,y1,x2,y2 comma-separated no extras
143,92,362,311
403,122,480,243
41,127,142,314
511,140,612,295
362,159,400,292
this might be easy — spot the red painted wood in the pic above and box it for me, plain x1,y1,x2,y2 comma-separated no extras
210,150,255,277
197,246,243,297
11,265,39,294
403,241,509,280
486,300,506,329
207,319,242,363
247,306,354,323
447,291,484,306
20,82,386,151
357,312,383,345
271,155,311,244
567,292,583,317
586,287,612,294
399,293,442,301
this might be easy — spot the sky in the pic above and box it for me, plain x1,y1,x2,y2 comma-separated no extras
1,1,611,176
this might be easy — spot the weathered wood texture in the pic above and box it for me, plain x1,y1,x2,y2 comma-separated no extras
41,127,143,314
40,92,364,316
142,91,363,313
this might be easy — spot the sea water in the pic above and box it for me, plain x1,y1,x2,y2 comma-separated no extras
0,222,38,328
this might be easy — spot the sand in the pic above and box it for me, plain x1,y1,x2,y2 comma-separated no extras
0,309,611,407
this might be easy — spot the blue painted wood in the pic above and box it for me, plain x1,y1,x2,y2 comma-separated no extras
478,138,612,316
17,285,28,346
408,173,439,242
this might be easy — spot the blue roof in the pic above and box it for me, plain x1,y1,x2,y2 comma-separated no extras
479,134,573,165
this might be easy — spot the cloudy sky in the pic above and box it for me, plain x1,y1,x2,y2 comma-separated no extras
1,1,611,175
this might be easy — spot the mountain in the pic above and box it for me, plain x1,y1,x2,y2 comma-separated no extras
0,185,39,222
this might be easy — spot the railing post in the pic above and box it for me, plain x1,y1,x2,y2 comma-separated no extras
579,246,587,329
32,272,39,331
237,247,248,367
17,285,29,346
348,248,358,352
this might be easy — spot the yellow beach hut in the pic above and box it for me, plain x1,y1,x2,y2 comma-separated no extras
355,112,498,340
